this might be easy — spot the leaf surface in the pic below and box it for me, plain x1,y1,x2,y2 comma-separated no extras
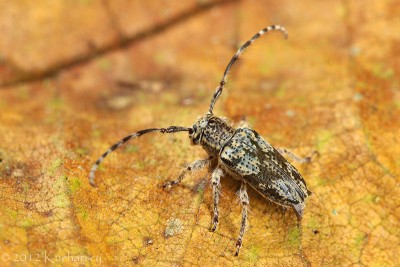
0,0,398,266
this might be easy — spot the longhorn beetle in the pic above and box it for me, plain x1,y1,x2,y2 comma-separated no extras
89,25,311,256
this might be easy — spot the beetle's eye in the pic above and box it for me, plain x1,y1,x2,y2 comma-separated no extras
192,124,197,133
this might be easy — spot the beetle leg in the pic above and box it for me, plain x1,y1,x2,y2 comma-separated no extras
163,156,213,189
276,148,318,164
211,167,223,232
235,181,249,256
292,202,305,220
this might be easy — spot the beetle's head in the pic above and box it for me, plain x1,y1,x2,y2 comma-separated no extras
189,113,212,145
189,113,235,155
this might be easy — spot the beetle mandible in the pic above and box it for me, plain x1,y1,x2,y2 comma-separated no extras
89,25,311,256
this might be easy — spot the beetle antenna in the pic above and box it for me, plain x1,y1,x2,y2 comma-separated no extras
89,126,191,187
208,25,288,114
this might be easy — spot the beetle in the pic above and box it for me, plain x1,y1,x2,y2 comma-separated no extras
89,25,311,256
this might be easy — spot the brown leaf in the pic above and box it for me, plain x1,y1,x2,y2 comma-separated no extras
0,0,399,266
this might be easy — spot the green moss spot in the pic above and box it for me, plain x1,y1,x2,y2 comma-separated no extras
370,63,394,80
76,147,88,156
21,219,33,228
354,232,366,249
53,194,70,208
132,161,145,170
79,0,92,5
294,96,307,104
259,55,277,75
53,175,67,189
194,187,205,205
246,245,260,262
395,101,400,110
76,206,88,220
124,144,139,153
22,182,30,192
193,195,202,206
196,185,205,195
42,79,53,88
81,210,88,220
287,227,300,247
314,176,327,186
164,218,183,237
48,158,63,176
68,177,81,193
197,182,206,195
99,59,111,70
91,129,102,138
154,51,168,65
49,96,63,109
246,116,256,128
106,235,122,245
362,194,378,204
17,86,30,100
316,130,333,152
307,217,319,229
352,92,364,102
275,84,287,98
7,208,18,219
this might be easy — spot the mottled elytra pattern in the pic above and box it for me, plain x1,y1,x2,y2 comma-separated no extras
90,25,310,256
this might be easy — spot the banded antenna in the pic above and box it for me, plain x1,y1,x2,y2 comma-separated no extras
89,126,191,187
208,25,288,114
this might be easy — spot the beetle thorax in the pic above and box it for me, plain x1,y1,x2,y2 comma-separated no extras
189,114,235,155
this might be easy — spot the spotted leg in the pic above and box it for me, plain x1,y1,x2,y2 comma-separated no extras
276,148,318,164
235,181,249,256
211,167,223,232
162,156,213,189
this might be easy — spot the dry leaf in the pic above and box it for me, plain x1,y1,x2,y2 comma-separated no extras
0,0,398,266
